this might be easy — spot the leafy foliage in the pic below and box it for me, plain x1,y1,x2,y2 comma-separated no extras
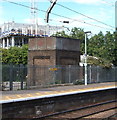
1,45,28,65
87,31,116,66
52,31,70,38
87,56,112,68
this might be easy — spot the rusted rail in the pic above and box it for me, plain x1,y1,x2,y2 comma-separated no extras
2,88,116,119
30,100,117,120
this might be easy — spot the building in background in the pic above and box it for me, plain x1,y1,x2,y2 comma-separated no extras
0,21,63,48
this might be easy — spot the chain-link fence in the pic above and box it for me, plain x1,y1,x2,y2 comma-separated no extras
1,64,27,90
1,65,117,90
27,65,84,88
87,66,117,83
27,65,117,88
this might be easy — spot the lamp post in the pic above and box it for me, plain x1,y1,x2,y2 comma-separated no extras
115,1,117,31
84,31,91,85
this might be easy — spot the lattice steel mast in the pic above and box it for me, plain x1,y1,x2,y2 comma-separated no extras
30,0,38,35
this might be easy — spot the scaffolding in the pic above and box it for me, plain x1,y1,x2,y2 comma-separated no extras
0,21,63,38
0,21,63,48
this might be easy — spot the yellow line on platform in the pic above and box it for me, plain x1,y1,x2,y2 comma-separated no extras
36,93,43,95
59,90,66,93
5,96,12,100
51,92,61,95
16,95,22,98
68,89,75,92
27,94,33,97
56,85,116,94
77,85,116,91
1,84,116,101
43,92,51,94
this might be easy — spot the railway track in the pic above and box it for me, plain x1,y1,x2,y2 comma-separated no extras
30,100,117,120
2,88,116,119
107,113,117,119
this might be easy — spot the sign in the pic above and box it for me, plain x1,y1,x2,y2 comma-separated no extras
49,68,58,71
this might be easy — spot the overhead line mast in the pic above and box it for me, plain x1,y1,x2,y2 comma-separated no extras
30,0,38,35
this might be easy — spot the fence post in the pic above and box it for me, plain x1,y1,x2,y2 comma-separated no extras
9,64,13,90
20,64,24,90
97,66,99,83
114,67,117,82
68,65,71,83
89,65,92,84
0,64,2,91
53,66,56,84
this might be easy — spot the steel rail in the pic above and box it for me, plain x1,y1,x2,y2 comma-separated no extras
107,113,117,119
29,100,117,120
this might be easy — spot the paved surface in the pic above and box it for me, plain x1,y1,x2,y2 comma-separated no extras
1,82,117,103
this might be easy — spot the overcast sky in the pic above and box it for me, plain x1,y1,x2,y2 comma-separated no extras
0,0,116,34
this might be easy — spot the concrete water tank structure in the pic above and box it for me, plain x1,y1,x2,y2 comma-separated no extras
28,37,80,87
28,37,80,65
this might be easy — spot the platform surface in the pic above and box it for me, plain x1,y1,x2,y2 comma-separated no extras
1,82,117,104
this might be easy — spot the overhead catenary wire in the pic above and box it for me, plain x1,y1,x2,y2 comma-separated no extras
49,12,114,31
54,2,115,29
2,0,115,31
2,0,46,13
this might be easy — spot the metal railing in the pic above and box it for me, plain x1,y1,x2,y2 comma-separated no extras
1,64,117,90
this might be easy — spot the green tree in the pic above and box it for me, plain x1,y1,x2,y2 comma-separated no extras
20,45,28,65
52,31,69,38
112,32,117,66
1,44,28,65
88,31,116,66
8,46,22,64
53,28,116,66
88,32,105,57
70,27,85,41
70,27,85,54
87,56,112,68
0,48,9,64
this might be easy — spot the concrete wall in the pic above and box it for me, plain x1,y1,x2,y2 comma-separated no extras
28,50,80,66
29,37,80,51
29,37,56,50
56,37,80,51
28,37,80,66
56,50,80,65
28,50,56,66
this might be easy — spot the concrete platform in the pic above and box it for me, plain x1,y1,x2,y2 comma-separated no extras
1,82,117,104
